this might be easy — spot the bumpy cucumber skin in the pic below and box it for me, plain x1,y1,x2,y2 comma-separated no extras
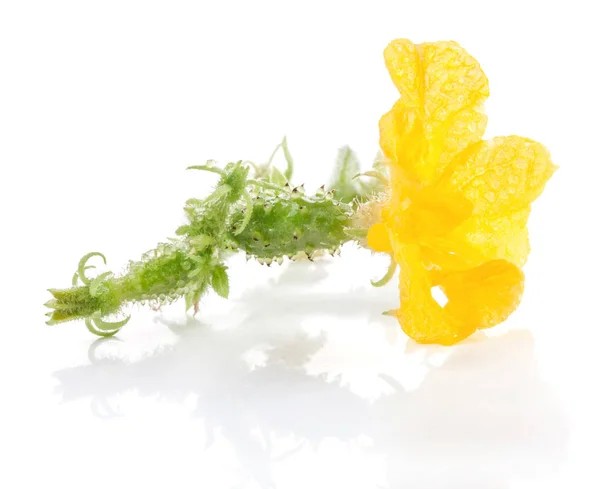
228,194,351,260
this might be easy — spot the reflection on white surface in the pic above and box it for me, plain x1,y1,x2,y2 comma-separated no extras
53,263,568,489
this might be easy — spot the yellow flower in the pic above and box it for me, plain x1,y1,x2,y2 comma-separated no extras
368,39,556,345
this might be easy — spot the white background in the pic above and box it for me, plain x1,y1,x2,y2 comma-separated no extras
1,1,599,488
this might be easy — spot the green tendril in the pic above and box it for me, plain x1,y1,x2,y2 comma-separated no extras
85,312,131,337
281,136,294,181
353,170,388,184
371,257,397,287
85,318,120,338
77,252,107,285
72,266,95,286
187,164,226,176
92,312,131,331
266,141,281,167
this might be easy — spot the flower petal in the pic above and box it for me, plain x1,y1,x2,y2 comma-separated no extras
384,184,473,244
394,246,524,345
395,246,476,345
440,136,557,218
444,206,532,267
367,222,393,253
380,39,489,183
436,136,556,266
441,259,525,330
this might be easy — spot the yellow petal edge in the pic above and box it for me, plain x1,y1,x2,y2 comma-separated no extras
373,39,557,345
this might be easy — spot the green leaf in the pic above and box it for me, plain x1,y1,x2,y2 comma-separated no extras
334,146,360,185
281,136,294,181
329,146,362,203
269,166,288,186
211,265,229,299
